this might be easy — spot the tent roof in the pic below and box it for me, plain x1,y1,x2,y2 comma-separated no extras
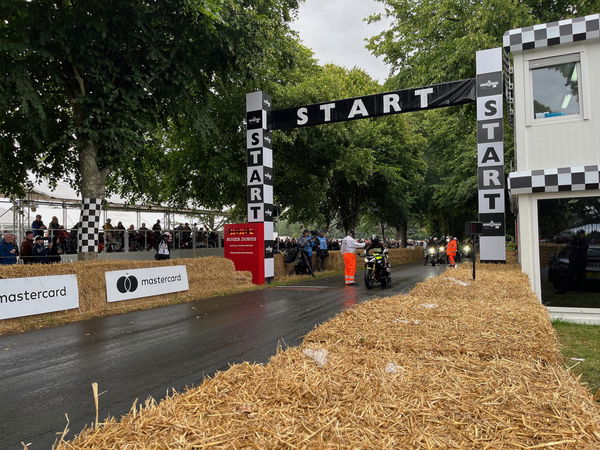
11,181,225,216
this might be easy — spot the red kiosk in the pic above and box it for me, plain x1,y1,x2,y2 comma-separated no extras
224,223,266,285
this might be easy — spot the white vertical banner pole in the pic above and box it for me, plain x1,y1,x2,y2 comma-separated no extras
476,48,507,263
246,91,275,279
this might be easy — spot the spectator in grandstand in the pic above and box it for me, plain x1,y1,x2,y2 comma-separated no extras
115,221,126,251
102,218,117,251
138,222,150,250
31,235,48,264
31,214,47,238
152,220,162,248
127,225,138,251
0,233,18,264
182,223,192,248
46,241,61,263
20,231,34,264
48,216,60,245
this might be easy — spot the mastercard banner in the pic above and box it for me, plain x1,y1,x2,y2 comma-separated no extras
104,265,189,303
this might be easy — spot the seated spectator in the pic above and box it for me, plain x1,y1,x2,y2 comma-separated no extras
0,233,18,264
31,235,48,264
46,241,61,263
20,231,34,264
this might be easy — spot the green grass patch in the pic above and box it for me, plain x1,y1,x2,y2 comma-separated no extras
553,319,600,401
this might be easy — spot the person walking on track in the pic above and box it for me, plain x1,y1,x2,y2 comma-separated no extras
446,237,458,268
341,230,365,286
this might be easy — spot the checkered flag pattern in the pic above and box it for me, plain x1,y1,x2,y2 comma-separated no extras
508,165,600,195
503,14,600,53
78,198,102,253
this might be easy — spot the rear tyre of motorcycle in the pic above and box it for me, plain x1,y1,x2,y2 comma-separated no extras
364,270,375,289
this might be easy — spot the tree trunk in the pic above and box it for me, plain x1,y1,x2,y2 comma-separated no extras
400,219,408,248
77,142,108,261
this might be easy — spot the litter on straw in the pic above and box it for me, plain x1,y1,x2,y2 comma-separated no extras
419,303,438,309
303,348,328,368
444,277,470,287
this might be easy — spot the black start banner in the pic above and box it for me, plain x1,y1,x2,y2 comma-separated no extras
270,78,475,130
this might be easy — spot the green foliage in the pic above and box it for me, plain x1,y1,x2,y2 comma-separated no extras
367,0,594,235
0,0,301,201
273,64,425,233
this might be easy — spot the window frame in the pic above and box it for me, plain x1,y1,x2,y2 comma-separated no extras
525,51,589,127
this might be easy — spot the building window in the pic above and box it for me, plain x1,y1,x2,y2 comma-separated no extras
538,196,600,308
530,53,581,120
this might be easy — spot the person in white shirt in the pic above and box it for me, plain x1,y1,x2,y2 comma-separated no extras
341,230,365,286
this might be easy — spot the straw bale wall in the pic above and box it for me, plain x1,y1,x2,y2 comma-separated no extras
59,262,600,449
0,258,253,335
274,247,422,277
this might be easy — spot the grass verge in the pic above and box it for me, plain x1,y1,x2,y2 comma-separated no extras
553,319,600,401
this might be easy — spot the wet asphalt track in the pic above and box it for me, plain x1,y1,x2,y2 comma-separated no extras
0,262,443,449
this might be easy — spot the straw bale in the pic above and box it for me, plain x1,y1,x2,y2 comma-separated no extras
61,347,600,449
0,258,253,335
57,261,600,449
274,247,422,278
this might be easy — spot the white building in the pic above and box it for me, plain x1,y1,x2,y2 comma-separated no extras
506,14,600,323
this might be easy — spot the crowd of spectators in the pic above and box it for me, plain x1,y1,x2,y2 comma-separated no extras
0,215,223,264
100,219,221,252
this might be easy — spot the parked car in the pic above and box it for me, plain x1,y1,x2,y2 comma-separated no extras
548,245,600,290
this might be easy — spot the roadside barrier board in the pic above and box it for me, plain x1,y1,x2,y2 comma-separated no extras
105,265,189,303
0,274,79,320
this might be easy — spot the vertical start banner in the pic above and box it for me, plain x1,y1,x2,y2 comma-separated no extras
476,47,506,263
224,223,266,284
246,91,275,280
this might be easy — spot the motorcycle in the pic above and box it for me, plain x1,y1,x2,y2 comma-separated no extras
438,244,447,264
364,249,391,289
457,244,472,263
424,246,438,266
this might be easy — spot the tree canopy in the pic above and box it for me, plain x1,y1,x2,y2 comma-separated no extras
0,0,301,204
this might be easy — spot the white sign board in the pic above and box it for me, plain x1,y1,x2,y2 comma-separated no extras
0,275,79,320
105,265,189,303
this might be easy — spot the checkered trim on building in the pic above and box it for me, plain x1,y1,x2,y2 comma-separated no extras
503,14,600,53
77,198,102,253
508,165,600,195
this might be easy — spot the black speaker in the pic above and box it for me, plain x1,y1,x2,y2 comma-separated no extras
465,221,483,235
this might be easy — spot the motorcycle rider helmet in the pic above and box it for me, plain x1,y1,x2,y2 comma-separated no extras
371,234,380,243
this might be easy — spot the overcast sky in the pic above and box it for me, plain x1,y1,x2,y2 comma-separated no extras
290,0,393,83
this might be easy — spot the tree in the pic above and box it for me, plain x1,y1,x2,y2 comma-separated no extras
366,0,596,236
0,0,300,257
273,64,425,234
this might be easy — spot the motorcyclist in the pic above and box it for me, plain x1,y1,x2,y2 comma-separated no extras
365,234,390,269
424,237,438,265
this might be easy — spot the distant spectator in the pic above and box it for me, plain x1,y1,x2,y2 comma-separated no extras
115,221,126,251
20,231,34,264
48,216,60,245
138,222,150,250
155,232,172,260
127,225,137,251
46,241,61,263
0,233,18,264
31,235,48,264
31,214,46,238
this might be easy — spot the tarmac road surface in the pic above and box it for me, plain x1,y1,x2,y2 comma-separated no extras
0,262,443,449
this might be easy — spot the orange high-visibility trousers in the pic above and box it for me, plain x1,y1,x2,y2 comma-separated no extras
448,252,456,265
343,252,357,285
